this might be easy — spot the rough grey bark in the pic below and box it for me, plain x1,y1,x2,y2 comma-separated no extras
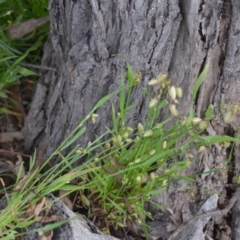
232,197,240,240
23,0,240,239
24,0,238,157
24,0,182,156
170,194,218,240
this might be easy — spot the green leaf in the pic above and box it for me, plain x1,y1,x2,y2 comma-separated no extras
187,104,195,124
235,128,240,138
111,102,118,131
176,176,196,182
0,56,16,63
0,232,16,240
154,118,169,129
142,87,150,97
0,107,22,115
158,99,168,110
0,91,8,98
195,135,237,144
149,201,166,210
81,194,90,207
60,127,87,150
107,198,126,215
16,66,38,77
0,39,21,55
15,218,35,228
205,104,214,120
37,217,79,232
147,187,167,196
0,0,8,4
119,72,125,117
58,184,84,191
192,65,208,101
94,91,116,109
12,38,45,67
125,103,137,111
116,221,127,228
126,62,134,85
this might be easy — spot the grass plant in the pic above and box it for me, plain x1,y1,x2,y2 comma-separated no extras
0,63,237,239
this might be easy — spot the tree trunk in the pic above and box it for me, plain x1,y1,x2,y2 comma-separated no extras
23,0,240,238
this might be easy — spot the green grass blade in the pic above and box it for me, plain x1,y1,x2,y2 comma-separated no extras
60,127,87,150
192,65,208,101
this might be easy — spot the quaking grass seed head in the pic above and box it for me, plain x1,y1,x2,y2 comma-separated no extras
176,87,183,98
169,104,179,117
148,78,159,86
149,98,158,108
168,86,176,100
143,129,153,137
138,122,144,133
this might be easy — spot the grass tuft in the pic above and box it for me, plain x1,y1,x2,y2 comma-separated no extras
0,64,237,239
